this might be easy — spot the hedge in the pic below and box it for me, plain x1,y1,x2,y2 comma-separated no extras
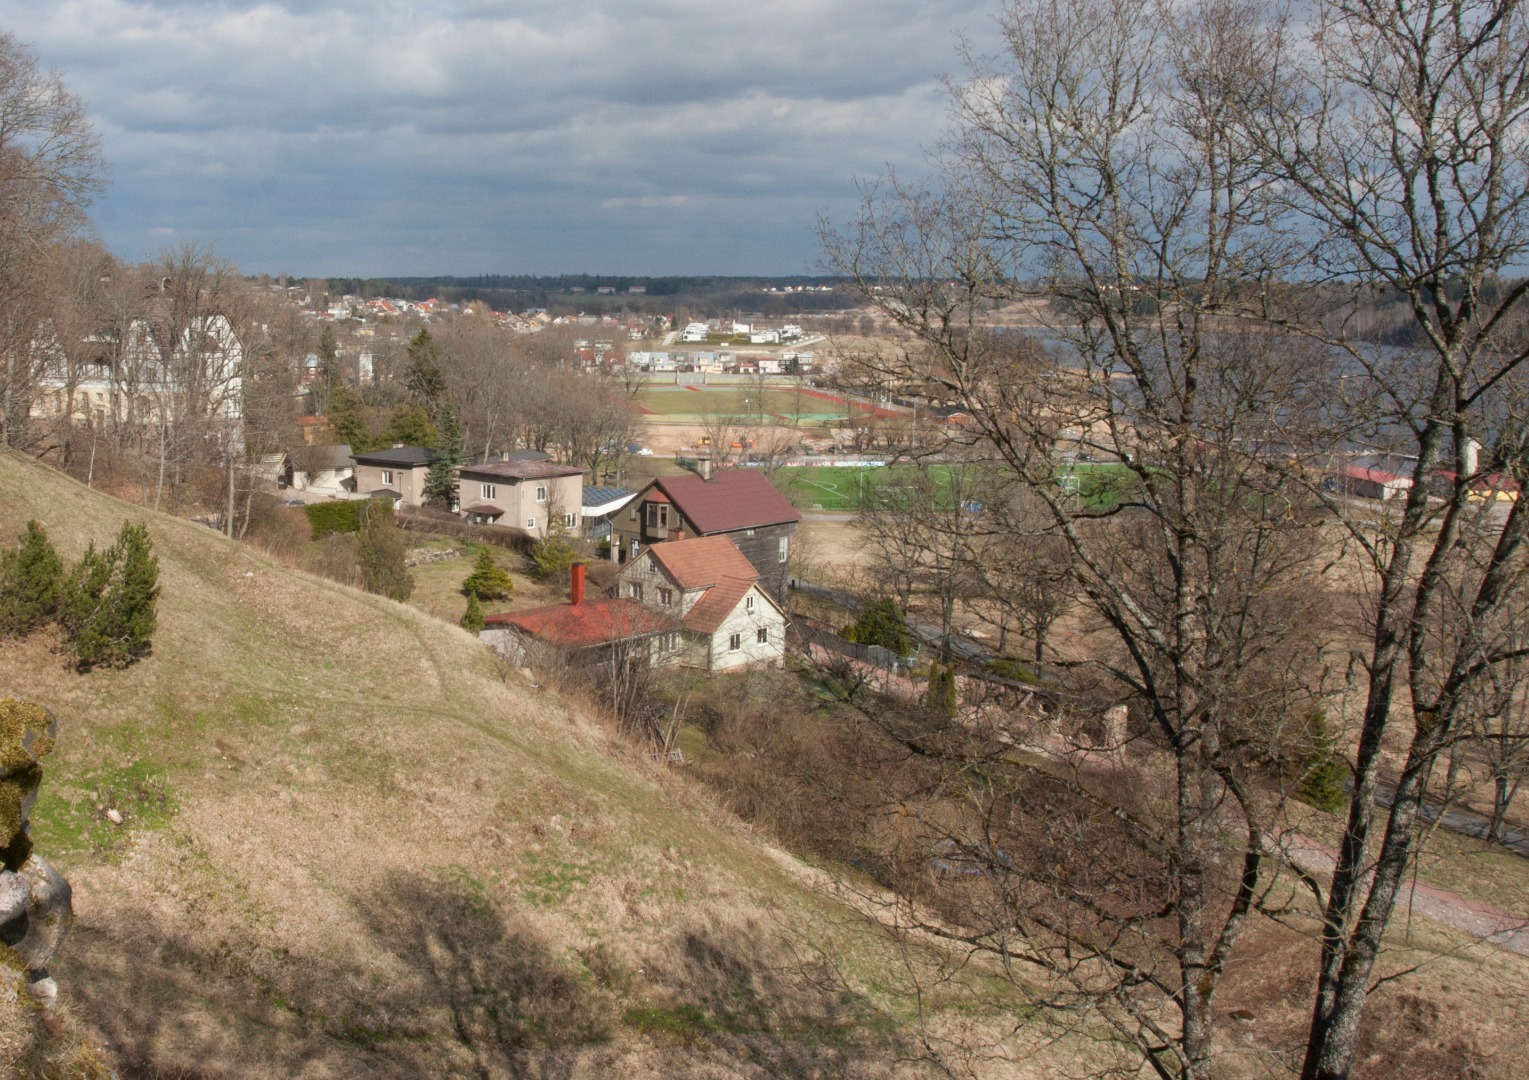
305,499,390,539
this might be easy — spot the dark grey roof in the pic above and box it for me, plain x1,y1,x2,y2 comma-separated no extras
369,488,404,501
503,449,552,461
353,445,437,467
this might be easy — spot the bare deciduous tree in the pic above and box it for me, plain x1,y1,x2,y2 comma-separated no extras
822,0,1339,1075
0,32,103,449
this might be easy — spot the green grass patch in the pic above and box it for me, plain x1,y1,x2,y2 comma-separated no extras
622,1003,723,1044
32,759,176,858
777,464,974,511
518,852,595,908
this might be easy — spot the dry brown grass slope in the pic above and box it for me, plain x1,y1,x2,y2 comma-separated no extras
0,451,956,1079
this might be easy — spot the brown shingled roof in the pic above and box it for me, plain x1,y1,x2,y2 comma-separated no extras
649,470,799,534
461,459,584,481
680,577,758,634
646,535,759,590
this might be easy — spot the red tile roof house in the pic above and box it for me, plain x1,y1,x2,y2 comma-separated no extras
616,535,787,670
608,466,800,600
481,563,681,668
482,538,786,672
1330,463,1413,502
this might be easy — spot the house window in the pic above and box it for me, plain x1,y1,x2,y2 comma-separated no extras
746,528,755,537
757,627,769,644
526,517,536,529
729,632,742,651
646,503,668,529
382,470,395,486
659,587,673,605
778,536,789,563
629,504,638,520
631,583,644,600
535,485,548,502
745,594,754,610
564,512,578,528
481,483,496,500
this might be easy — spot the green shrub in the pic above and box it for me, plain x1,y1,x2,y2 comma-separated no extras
460,593,485,633
356,502,413,602
927,660,957,717
0,520,63,637
58,521,159,671
1297,712,1350,813
531,536,578,580
985,657,1041,684
304,499,371,539
461,547,514,601
845,596,913,655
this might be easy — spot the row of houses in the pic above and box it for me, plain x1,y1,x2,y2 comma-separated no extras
292,443,800,599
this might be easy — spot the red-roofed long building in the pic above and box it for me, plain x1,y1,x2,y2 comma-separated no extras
609,467,800,599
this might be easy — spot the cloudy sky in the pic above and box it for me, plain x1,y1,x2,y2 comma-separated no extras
12,0,1001,278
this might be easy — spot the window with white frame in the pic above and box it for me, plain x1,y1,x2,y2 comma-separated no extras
382,470,394,485
659,587,673,605
757,627,768,644
631,583,644,600
564,512,577,528
745,594,754,610
778,536,789,563
526,517,536,529
729,632,741,651
535,485,547,501
481,483,496,500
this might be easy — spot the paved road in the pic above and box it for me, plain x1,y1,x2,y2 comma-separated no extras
1373,784,1529,858
1280,832,1529,957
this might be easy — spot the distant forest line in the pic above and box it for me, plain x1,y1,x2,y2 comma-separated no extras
314,275,860,318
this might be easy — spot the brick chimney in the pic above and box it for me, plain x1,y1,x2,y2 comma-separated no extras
570,562,586,606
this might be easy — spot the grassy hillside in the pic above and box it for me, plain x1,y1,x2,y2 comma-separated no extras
0,451,968,1078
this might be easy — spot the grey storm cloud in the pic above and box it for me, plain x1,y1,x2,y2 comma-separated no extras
12,0,1002,276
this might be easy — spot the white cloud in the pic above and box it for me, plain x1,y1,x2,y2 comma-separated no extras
12,0,1001,274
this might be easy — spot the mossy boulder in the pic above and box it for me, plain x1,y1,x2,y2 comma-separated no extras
0,698,55,872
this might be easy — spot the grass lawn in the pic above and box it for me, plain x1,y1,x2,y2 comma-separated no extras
777,464,976,511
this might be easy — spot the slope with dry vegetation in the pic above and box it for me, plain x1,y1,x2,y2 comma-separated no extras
0,449,1004,1079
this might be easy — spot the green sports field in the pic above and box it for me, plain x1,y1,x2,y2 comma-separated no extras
778,462,1136,511
778,464,967,510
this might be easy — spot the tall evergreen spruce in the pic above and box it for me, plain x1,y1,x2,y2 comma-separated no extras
0,520,63,636
58,521,159,670
460,592,485,634
427,404,463,507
